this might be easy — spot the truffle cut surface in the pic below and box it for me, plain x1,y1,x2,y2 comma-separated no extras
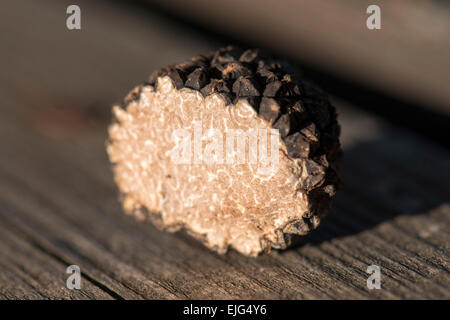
107,47,341,256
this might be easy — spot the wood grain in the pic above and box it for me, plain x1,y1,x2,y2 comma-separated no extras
0,0,448,299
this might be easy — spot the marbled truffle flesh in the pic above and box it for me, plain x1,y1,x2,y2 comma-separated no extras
107,46,341,256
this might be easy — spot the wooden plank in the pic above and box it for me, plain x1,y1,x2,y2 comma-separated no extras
0,0,448,299
0,219,113,300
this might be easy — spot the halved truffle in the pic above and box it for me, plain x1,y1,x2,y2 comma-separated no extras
107,46,341,256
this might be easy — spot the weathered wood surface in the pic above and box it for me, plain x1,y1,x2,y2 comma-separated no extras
0,0,449,299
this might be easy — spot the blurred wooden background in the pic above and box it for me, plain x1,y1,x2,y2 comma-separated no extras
150,0,450,115
0,0,448,299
